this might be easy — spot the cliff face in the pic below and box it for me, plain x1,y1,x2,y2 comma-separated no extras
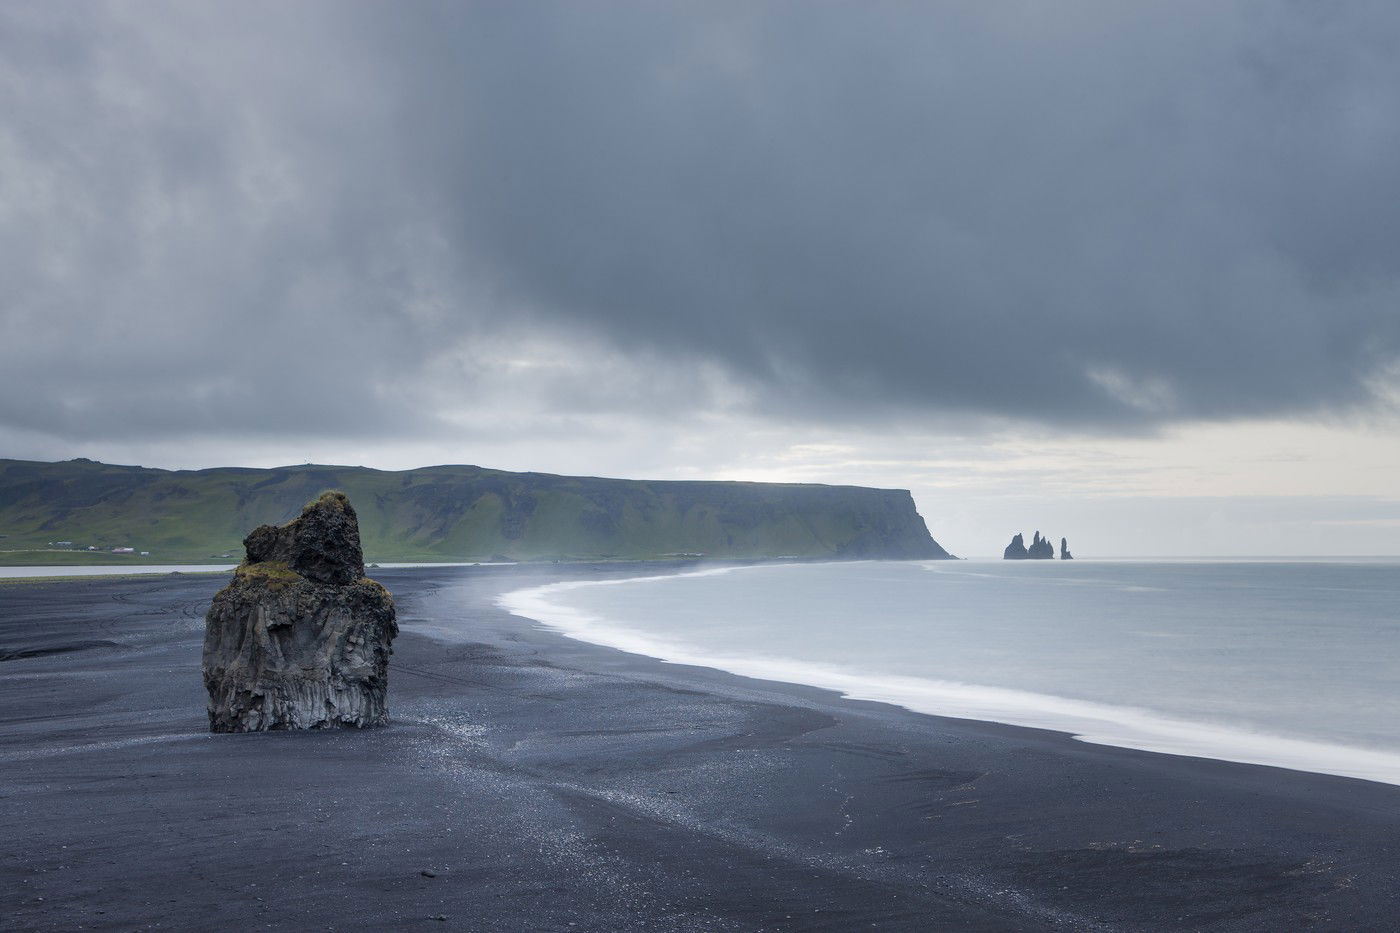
0,458,953,562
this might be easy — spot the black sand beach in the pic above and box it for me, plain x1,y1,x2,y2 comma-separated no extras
3,565,1398,931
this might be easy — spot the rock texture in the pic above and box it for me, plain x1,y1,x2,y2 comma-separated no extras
1028,531,1055,559
202,492,397,732
1060,537,1073,560
1003,533,1030,560
1004,531,1057,560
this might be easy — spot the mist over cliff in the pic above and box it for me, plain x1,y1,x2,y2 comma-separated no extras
0,459,951,564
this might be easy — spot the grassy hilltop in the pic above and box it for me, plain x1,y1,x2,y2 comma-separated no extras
0,458,952,565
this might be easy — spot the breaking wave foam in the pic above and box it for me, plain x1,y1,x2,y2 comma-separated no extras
499,568,1400,788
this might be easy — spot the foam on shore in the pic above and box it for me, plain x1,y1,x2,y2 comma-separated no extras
499,569,1400,788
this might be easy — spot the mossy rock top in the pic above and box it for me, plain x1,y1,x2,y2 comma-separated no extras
240,491,365,585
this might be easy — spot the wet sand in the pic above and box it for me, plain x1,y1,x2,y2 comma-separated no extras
2,565,1398,931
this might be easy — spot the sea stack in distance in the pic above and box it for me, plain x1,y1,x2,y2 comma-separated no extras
1061,537,1073,560
1004,531,1057,560
202,491,398,732
1027,531,1054,558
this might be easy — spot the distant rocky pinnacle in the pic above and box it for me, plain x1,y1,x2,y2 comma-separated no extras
1004,531,1058,560
202,492,398,732
1061,537,1073,560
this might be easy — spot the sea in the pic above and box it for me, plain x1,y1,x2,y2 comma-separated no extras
500,558,1400,786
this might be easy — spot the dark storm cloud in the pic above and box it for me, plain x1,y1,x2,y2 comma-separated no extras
4,1,1400,444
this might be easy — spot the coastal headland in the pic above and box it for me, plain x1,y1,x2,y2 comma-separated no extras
3,565,1397,930
0,458,950,564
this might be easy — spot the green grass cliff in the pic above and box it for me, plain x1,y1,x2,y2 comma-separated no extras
0,458,953,564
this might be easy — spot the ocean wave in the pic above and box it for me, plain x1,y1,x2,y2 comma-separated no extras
499,570,1400,788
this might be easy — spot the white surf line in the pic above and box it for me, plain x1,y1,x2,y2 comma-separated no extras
498,569,1400,789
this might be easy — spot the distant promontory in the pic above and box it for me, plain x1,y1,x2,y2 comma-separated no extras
0,458,954,564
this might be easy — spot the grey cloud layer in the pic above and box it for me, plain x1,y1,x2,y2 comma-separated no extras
4,1,1400,444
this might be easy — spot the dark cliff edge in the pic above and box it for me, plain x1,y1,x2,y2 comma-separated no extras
0,458,953,563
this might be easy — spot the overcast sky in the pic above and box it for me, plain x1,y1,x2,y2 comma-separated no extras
4,2,1400,555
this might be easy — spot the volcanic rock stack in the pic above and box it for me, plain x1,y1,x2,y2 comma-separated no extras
1003,530,1061,560
202,492,397,732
